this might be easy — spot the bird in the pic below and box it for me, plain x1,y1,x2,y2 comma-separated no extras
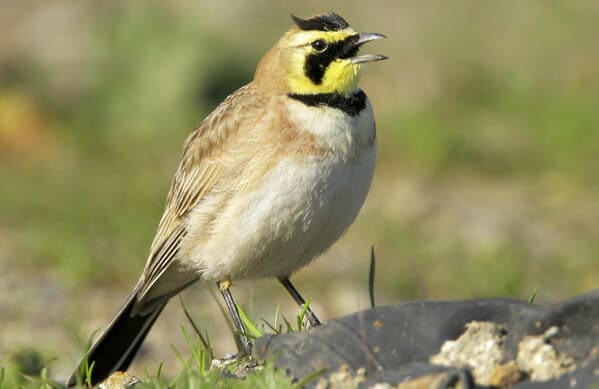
68,11,386,387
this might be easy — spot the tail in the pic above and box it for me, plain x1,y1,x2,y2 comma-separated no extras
67,292,166,387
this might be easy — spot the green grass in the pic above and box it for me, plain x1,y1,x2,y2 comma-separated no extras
1,350,298,389
1,304,322,388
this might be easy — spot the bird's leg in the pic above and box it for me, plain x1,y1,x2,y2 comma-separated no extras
279,277,321,327
217,278,252,356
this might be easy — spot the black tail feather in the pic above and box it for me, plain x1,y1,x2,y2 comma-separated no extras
67,293,166,387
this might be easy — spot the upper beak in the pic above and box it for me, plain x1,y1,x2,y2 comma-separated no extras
349,32,388,64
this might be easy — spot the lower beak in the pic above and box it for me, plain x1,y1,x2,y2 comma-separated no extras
350,32,388,64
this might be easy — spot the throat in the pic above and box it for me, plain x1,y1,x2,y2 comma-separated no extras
287,90,366,117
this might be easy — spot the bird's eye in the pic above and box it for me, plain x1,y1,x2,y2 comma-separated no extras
311,39,328,52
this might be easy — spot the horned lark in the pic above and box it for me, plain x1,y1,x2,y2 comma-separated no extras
69,12,386,386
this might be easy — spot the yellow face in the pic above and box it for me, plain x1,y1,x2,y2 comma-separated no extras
281,28,364,95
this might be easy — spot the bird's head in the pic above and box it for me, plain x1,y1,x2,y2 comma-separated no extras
255,12,387,95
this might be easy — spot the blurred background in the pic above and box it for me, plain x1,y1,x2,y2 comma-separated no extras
1,0,598,382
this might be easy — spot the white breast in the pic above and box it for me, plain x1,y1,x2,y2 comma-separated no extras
190,98,377,280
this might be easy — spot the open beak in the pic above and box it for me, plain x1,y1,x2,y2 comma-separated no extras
349,32,387,64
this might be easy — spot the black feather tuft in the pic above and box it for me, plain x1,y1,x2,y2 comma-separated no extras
291,12,350,32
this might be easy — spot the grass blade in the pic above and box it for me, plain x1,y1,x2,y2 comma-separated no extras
236,303,264,338
528,287,538,304
369,245,376,308
292,367,328,388
283,316,294,333
179,297,213,360
297,299,311,331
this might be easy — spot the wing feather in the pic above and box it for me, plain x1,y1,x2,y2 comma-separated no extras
135,84,264,303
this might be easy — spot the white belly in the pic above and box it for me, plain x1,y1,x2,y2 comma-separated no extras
192,147,375,280
189,97,377,280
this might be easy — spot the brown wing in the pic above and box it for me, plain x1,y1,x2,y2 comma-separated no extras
135,83,265,304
